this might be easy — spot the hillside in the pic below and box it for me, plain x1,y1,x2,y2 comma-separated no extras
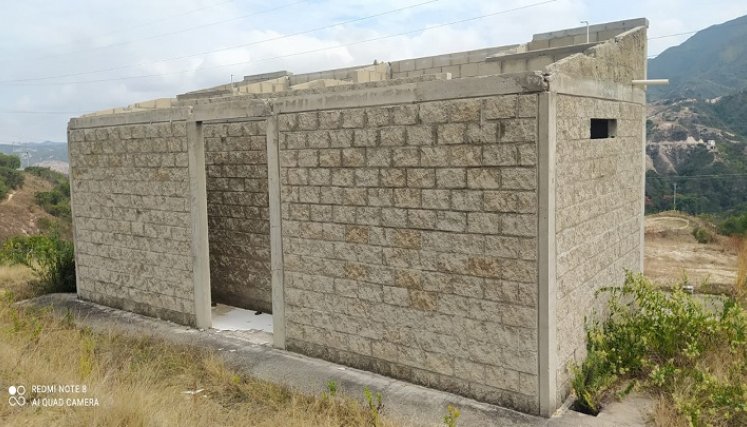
0,173,56,242
645,93,747,214
648,14,747,100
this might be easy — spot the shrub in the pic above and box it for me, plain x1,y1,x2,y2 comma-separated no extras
34,189,71,217
23,166,71,217
0,230,75,293
0,178,7,200
0,152,21,169
0,166,24,189
572,273,747,425
692,225,715,244
719,212,747,237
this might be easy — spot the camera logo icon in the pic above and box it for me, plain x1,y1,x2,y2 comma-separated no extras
8,385,26,406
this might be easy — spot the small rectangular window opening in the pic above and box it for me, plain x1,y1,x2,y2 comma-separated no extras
590,118,617,139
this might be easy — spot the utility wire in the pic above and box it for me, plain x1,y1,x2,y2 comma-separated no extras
14,0,239,61
3,11,722,86
16,0,311,65
1,0,438,84
647,173,747,180
2,0,556,87
0,109,85,115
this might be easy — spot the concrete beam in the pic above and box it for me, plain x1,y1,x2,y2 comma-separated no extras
486,43,598,62
548,73,646,104
191,99,270,121
69,107,190,129
271,72,547,114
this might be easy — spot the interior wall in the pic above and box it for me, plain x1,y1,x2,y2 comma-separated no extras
204,119,272,313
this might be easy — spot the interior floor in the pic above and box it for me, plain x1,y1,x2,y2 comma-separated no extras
211,303,273,333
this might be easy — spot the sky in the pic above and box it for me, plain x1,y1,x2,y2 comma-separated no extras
0,0,745,142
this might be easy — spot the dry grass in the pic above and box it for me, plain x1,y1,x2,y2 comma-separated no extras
0,264,37,299
651,395,688,427
736,238,747,298
0,296,406,427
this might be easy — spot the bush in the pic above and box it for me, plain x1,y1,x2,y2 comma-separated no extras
24,166,71,217
0,152,21,169
692,225,716,244
0,230,75,293
0,166,24,189
35,189,71,217
572,273,747,425
719,212,747,237
25,165,67,185
0,178,7,200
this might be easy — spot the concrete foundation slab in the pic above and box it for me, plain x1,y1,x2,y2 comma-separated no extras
211,303,273,333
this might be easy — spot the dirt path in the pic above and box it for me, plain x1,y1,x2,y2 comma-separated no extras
645,214,739,293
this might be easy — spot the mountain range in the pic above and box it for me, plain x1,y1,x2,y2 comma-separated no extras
645,15,747,215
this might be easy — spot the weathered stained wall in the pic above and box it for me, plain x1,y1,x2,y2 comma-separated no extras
553,95,644,400
68,122,197,325
277,95,542,413
204,120,272,312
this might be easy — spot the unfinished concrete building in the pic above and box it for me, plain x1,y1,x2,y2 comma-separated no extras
67,19,648,416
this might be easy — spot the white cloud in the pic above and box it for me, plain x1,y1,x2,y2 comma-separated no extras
0,0,743,141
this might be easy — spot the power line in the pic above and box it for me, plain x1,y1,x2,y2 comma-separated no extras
0,0,437,84
647,173,747,180
14,0,311,66
2,11,718,87
0,109,84,115
1,0,557,87
647,31,697,40
13,0,239,61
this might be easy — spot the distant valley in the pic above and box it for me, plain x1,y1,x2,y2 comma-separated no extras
0,141,68,174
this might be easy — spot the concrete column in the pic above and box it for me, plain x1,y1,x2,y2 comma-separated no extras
537,91,558,416
266,114,286,349
67,125,83,302
187,120,212,329
639,31,648,273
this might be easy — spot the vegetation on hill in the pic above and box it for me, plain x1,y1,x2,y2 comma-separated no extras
648,14,747,101
645,94,747,216
0,152,24,200
25,166,71,218
720,212,747,237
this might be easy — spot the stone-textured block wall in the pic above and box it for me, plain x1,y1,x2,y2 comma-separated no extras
277,95,542,413
204,120,272,312
554,95,644,400
68,122,196,325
